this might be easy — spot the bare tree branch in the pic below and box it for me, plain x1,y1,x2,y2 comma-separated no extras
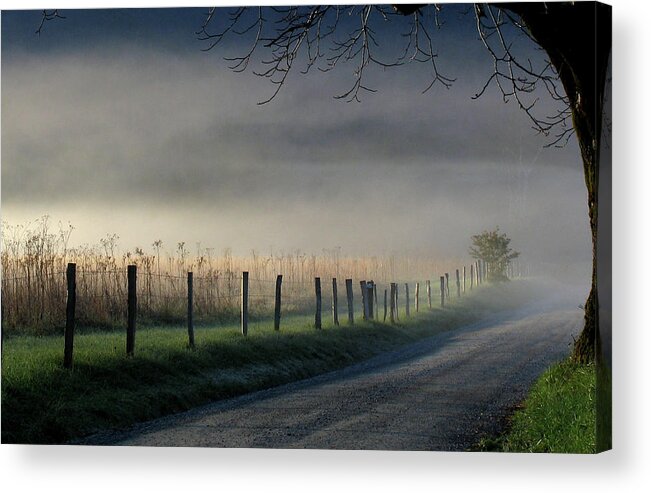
198,5,456,104
36,9,66,36
473,3,573,146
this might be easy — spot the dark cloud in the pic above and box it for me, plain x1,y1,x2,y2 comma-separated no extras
2,50,578,203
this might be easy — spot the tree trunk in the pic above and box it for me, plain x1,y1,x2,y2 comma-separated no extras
574,172,598,363
502,2,611,363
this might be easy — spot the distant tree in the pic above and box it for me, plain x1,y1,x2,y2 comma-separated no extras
469,228,520,282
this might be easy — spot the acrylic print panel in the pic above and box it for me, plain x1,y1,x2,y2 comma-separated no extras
0,3,611,452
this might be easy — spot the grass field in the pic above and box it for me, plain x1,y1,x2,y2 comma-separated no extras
475,359,596,453
1,280,537,445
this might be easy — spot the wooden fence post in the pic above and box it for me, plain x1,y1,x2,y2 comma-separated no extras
383,288,388,322
373,282,378,320
426,280,432,308
445,273,450,299
367,281,374,320
360,280,369,320
345,278,354,325
440,276,445,307
63,262,76,369
274,274,282,330
187,272,195,348
389,283,396,323
394,283,400,321
332,278,339,326
463,266,466,293
405,283,410,317
415,282,420,312
365,281,371,320
241,271,249,336
315,277,322,329
456,269,461,298
127,264,137,356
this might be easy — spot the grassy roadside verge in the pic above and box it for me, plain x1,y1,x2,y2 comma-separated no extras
3,281,536,445
475,359,596,453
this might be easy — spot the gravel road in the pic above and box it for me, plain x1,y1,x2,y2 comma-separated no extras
86,287,584,450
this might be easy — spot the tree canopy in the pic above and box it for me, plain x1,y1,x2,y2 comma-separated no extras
469,228,520,281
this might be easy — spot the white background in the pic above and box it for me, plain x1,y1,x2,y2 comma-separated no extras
1,1,649,491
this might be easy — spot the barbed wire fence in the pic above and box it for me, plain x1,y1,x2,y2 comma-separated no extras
1,258,529,368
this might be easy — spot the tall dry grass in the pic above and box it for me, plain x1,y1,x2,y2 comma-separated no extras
1,216,463,335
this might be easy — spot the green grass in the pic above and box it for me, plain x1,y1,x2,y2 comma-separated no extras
476,359,596,453
2,281,538,445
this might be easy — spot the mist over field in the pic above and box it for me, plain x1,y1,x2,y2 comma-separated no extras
1,8,591,284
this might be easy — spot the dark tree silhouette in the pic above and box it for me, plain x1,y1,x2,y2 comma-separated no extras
37,3,611,363
469,228,520,281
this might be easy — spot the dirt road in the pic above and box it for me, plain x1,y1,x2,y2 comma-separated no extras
87,290,583,450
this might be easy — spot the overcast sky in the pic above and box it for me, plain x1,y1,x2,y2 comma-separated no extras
1,6,591,279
